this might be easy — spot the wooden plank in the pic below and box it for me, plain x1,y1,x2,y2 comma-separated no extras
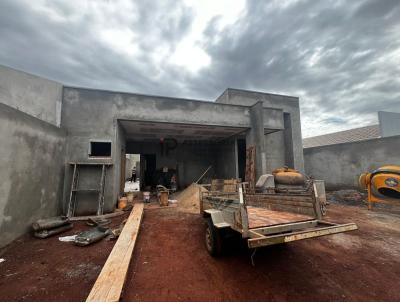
96,165,106,216
248,220,319,237
247,199,314,208
246,206,314,228
67,164,77,217
245,146,256,192
239,186,249,235
248,223,358,248
246,194,314,202
69,210,125,221
69,162,113,166
250,203,316,217
86,203,144,302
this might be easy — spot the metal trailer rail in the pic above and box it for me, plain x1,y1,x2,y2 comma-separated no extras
200,182,358,254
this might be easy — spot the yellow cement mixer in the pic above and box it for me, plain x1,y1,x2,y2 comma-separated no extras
359,165,400,210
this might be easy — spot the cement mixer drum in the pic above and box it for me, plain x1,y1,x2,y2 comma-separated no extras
272,167,305,186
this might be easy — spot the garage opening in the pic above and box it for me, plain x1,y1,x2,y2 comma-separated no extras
119,120,248,205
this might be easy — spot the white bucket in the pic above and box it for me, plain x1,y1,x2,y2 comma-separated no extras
143,191,150,202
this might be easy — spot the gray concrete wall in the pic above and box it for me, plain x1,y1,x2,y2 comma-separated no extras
62,87,283,130
61,87,286,211
304,135,400,190
0,65,63,126
215,139,238,180
216,88,304,172
247,102,269,179
0,103,66,248
379,111,400,137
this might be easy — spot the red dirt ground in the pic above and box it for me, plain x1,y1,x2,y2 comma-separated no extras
0,213,129,302
123,204,400,302
1,204,399,302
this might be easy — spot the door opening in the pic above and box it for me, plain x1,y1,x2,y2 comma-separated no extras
124,153,141,192
141,154,156,190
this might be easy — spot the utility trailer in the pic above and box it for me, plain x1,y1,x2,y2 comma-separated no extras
200,182,358,256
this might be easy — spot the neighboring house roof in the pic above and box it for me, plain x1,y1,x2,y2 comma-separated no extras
303,124,381,148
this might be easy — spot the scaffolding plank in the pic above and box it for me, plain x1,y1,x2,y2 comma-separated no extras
86,203,144,302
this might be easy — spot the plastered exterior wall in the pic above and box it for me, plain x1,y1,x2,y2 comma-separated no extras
61,87,286,212
0,104,66,247
379,111,400,137
0,65,63,126
216,88,304,172
304,135,400,190
0,65,302,246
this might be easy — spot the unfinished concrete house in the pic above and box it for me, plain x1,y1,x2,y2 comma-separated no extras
0,65,304,248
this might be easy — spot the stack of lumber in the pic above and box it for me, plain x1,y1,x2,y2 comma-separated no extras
211,179,239,192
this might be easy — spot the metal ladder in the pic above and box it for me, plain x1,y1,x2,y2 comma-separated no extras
66,163,110,217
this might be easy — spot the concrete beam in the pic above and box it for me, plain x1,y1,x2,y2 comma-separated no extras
62,87,284,131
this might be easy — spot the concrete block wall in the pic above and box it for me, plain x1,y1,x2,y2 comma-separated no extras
0,104,66,247
304,135,400,190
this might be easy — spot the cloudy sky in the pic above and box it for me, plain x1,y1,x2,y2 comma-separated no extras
0,0,399,137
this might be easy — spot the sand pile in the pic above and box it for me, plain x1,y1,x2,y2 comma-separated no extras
173,183,208,214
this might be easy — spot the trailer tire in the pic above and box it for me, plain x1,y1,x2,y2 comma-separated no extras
205,218,223,256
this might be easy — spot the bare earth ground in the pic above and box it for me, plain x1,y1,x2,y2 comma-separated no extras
0,213,129,302
0,204,399,302
123,204,400,302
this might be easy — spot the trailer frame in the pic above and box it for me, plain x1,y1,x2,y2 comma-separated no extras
200,181,358,252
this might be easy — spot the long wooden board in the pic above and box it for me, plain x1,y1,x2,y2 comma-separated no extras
86,203,144,302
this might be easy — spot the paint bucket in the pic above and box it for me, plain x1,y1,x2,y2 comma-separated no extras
118,197,128,209
143,191,151,203
127,192,134,203
159,191,169,206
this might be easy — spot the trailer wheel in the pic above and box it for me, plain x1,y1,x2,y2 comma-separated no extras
205,218,223,256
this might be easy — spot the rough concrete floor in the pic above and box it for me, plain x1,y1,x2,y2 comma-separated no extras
123,205,400,302
0,204,399,302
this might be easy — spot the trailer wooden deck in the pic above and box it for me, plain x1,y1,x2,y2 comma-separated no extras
247,206,314,229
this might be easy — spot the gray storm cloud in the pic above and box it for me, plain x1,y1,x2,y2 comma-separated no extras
0,0,399,137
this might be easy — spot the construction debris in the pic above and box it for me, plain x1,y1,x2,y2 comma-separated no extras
174,183,208,213
328,190,365,205
74,226,109,247
59,235,77,242
33,223,74,239
68,210,125,221
86,218,111,227
32,216,70,231
108,219,128,240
